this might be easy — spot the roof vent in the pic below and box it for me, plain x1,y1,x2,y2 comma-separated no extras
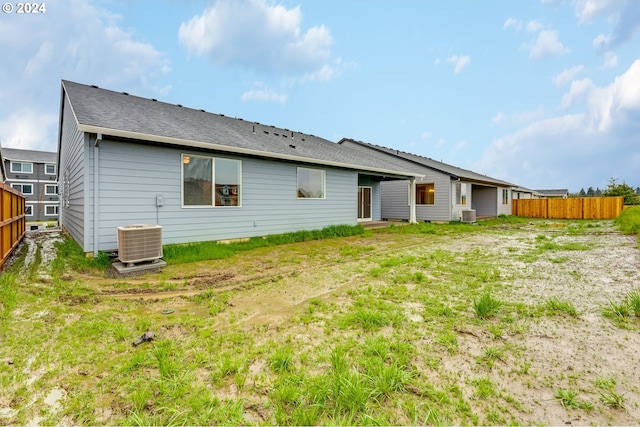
152,98,157,102
122,92,129,95
301,138,306,141
263,130,269,134
200,109,205,112
91,85,99,88
274,133,279,136
289,144,296,149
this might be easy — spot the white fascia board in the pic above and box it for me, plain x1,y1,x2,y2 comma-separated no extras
78,124,424,180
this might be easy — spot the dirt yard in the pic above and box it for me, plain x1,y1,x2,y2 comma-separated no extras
1,219,640,425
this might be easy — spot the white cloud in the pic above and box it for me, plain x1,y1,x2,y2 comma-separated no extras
477,60,640,190
553,65,585,87
503,17,520,30
179,0,334,77
241,83,287,105
575,0,640,50
526,20,543,32
447,55,471,74
0,109,58,151
574,0,619,24
561,78,594,109
0,0,170,152
592,33,613,50
529,29,570,59
491,107,546,126
491,112,507,126
420,131,432,140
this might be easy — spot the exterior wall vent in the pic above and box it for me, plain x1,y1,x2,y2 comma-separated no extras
461,209,476,223
117,224,163,265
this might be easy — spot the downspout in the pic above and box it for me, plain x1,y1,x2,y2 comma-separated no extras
409,178,417,224
93,133,102,257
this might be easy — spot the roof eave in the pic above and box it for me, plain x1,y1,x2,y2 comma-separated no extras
78,124,423,180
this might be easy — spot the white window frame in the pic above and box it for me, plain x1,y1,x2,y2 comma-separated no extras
181,154,242,208
297,167,326,199
25,205,34,217
45,184,58,195
45,164,57,175
502,189,509,205
45,205,59,216
12,183,33,195
10,161,33,174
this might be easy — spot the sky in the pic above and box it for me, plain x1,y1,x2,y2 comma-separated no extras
1,0,639,193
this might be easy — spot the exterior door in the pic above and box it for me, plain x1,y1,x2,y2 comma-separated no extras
358,186,372,221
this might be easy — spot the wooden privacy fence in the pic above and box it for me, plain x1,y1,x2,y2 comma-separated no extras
512,196,624,220
0,183,26,270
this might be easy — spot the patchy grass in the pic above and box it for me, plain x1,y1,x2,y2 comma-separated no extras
1,217,638,425
615,206,640,247
163,224,366,264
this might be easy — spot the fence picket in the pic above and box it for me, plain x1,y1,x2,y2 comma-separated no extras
512,197,624,220
0,183,26,270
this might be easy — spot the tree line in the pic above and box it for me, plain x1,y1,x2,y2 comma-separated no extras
571,178,640,205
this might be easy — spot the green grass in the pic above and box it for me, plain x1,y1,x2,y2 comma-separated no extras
473,293,502,319
3,216,638,426
51,236,111,276
163,224,366,264
554,388,593,411
543,298,579,317
615,206,640,247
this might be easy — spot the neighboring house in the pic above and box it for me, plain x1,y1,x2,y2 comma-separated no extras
338,139,515,222
512,186,543,200
534,189,569,198
0,145,59,222
57,80,421,255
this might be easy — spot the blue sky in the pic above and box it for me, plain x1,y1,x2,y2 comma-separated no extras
1,0,639,192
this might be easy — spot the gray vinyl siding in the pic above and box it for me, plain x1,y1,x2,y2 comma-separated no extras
472,186,498,217
416,173,452,221
498,187,512,216
91,139,358,251
58,95,88,250
381,172,452,222
381,181,410,220
451,181,473,221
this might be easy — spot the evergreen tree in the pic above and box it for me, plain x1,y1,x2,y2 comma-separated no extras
587,187,595,197
636,186,640,195
604,178,640,205
579,188,586,196
595,188,602,196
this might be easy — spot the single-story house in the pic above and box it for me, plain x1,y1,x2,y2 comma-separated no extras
57,80,422,255
512,186,543,200
338,139,516,222
534,189,569,198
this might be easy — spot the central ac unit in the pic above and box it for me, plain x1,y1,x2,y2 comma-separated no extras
461,209,476,223
117,224,163,265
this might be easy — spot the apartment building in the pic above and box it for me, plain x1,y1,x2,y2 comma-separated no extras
0,146,59,222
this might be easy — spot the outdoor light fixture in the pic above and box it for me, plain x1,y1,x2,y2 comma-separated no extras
183,155,190,164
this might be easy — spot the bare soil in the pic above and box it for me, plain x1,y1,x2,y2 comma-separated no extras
3,220,640,425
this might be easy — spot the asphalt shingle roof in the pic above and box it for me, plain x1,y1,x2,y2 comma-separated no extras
340,139,515,187
61,80,419,178
1,147,57,163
